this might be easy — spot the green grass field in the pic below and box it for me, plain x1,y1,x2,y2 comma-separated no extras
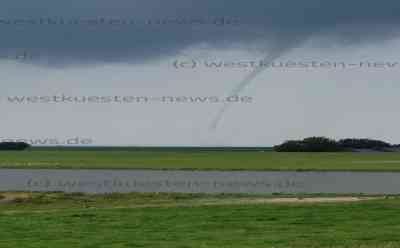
1,149,400,170
1,192,400,248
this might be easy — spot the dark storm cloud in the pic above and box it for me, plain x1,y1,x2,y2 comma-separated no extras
0,0,400,64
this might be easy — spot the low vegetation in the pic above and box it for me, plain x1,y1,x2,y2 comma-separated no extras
274,137,394,152
0,192,399,248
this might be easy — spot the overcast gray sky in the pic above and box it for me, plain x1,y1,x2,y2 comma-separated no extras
1,0,400,146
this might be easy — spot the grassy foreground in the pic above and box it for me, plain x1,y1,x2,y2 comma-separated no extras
1,149,400,170
0,192,400,248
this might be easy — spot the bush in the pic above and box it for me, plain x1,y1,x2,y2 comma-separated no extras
303,137,343,152
0,142,31,151
338,138,391,150
274,137,343,152
273,140,305,152
274,137,393,152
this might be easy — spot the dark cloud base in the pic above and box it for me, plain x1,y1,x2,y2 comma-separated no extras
0,0,400,64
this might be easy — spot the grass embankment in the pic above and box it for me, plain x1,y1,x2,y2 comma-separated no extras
1,149,400,170
0,192,400,247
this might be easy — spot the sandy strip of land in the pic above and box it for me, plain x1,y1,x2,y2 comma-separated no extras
237,196,381,204
192,196,384,206
0,192,32,203
0,192,383,205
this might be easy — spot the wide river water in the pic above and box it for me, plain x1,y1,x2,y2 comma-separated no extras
0,169,399,194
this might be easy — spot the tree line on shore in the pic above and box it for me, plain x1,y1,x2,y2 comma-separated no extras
0,142,31,151
274,137,399,152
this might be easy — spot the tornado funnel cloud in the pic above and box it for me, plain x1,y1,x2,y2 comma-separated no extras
209,38,305,130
